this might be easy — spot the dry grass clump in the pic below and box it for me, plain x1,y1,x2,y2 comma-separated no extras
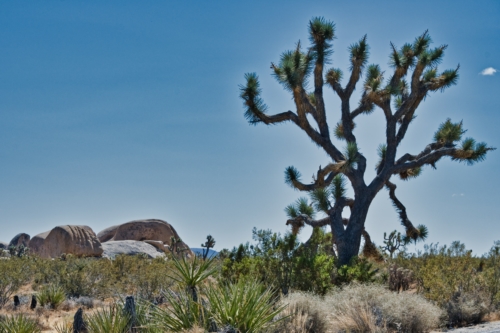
445,290,490,327
278,284,443,333
273,292,326,333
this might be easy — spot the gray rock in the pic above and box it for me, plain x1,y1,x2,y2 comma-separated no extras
8,233,30,248
0,242,8,250
101,240,166,259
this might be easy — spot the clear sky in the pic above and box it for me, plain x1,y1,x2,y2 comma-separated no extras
1,1,499,255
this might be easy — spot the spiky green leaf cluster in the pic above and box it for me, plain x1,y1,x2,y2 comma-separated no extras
307,92,317,106
375,144,387,172
343,142,359,171
308,17,335,62
285,197,315,219
389,42,416,73
240,73,268,125
364,64,384,93
325,68,343,87
310,187,331,213
331,174,347,200
349,35,369,69
434,118,465,144
427,67,459,92
284,166,302,188
399,166,422,181
452,137,495,165
333,121,356,140
272,42,313,91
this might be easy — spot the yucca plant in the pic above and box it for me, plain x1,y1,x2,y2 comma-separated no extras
0,314,41,333
169,255,217,302
150,290,207,332
85,304,130,333
54,321,72,333
205,279,287,333
36,284,66,309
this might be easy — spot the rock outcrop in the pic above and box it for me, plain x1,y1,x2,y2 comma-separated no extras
33,225,103,258
101,240,165,259
28,231,50,255
98,219,192,254
0,242,8,250
8,233,30,248
97,224,119,243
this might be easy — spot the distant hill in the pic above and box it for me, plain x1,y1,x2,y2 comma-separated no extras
190,248,218,258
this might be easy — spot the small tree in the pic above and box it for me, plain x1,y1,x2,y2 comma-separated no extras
239,17,494,266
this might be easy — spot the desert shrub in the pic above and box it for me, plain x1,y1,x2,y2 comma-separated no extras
36,284,65,309
483,241,500,308
325,284,443,332
221,228,336,295
33,257,112,298
0,313,41,333
394,242,483,306
205,279,286,333
0,258,33,308
273,292,327,333
278,284,442,333
109,255,174,301
445,290,490,327
335,257,377,284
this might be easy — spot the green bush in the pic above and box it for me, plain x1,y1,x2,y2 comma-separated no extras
0,258,32,308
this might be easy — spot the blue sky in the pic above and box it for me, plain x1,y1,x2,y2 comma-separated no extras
1,1,499,255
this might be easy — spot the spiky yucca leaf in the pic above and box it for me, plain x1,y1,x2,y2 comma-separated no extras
151,290,207,332
434,118,465,144
453,138,495,165
240,73,268,125
284,166,302,188
84,304,130,333
423,68,438,82
399,166,422,181
307,92,316,106
325,68,343,87
413,30,431,56
349,35,369,69
333,121,356,140
310,187,331,213
0,314,41,333
342,142,359,171
308,17,335,61
205,279,286,333
364,64,383,92
331,174,347,200
272,42,313,91
430,67,459,92
284,204,299,219
375,144,387,171
285,197,315,219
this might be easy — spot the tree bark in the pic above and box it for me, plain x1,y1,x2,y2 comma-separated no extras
333,194,373,266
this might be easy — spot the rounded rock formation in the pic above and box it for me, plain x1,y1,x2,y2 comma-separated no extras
97,224,120,243
36,225,103,259
8,233,30,248
98,219,192,254
28,231,50,255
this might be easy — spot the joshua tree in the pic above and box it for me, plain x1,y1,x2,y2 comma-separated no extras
201,234,216,260
239,17,494,266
